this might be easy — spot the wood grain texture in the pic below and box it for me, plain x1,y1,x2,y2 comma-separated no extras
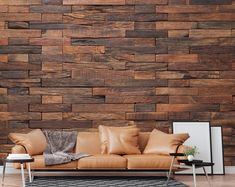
0,0,234,166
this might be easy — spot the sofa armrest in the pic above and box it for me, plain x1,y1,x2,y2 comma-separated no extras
12,145,27,154
11,145,27,169
175,144,192,160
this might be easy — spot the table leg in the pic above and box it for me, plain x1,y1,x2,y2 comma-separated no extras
27,163,32,183
192,164,197,187
203,166,211,187
1,161,6,186
20,163,25,187
166,156,175,185
31,170,34,182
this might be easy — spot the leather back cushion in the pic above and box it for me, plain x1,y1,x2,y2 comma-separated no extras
9,129,47,156
144,129,189,155
138,132,150,153
98,125,136,154
75,131,149,155
75,132,101,155
107,127,141,155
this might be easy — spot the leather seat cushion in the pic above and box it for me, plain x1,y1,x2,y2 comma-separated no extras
78,154,127,169
124,154,173,170
29,155,77,169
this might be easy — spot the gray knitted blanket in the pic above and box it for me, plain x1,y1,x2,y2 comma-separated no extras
43,130,89,166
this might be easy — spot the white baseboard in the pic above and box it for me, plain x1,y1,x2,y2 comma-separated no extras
1,165,235,175
0,163,21,175
225,166,235,174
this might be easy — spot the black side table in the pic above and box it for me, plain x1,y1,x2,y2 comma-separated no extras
1,158,34,187
167,153,214,187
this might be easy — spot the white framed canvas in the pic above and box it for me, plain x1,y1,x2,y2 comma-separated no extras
172,121,213,174
211,126,225,175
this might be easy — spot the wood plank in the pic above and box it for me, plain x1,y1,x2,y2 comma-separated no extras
0,104,7,112
8,103,28,112
93,87,155,96
42,96,62,104
189,0,232,5
8,88,29,95
127,0,167,5
134,71,155,80
156,5,217,13
157,104,219,112
135,104,155,112
189,29,231,38
30,88,92,96
190,79,235,87
0,88,7,95
156,21,197,29
30,104,71,112
29,71,71,79
63,112,125,120
9,6,29,13
30,5,71,13
8,54,28,62
169,96,232,104
156,88,198,95
0,112,41,121
42,78,105,87
0,79,41,87
63,28,125,38
105,95,168,104
126,112,168,120
0,95,41,104
0,46,42,54
0,13,41,21
63,0,125,5
42,112,62,120
63,96,105,104
155,71,220,79
72,104,134,112
63,46,105,54
0,0,41,5
189,13,235,21
105,79,167,87
156,54,198,63
29,120,92,129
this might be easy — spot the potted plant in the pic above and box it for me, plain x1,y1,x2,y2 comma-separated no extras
184,146,199,161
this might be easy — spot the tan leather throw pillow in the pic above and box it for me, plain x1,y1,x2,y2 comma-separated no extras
98,125,136,154
144,129,189,155
107,127,141,155
9,129,47,156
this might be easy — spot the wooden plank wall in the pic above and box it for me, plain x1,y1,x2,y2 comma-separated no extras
0,0,234,165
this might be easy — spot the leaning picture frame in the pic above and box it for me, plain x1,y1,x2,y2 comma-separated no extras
172,121,213,174
211,126,225,175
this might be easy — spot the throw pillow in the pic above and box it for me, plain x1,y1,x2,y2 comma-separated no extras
143,129,189,155
107,127,141,155
98,125,136,154
9,129,47,155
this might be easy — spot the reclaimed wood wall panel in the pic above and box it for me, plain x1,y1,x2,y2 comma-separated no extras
0,0,234,166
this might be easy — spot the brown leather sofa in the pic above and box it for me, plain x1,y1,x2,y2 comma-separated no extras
11,131,187,171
